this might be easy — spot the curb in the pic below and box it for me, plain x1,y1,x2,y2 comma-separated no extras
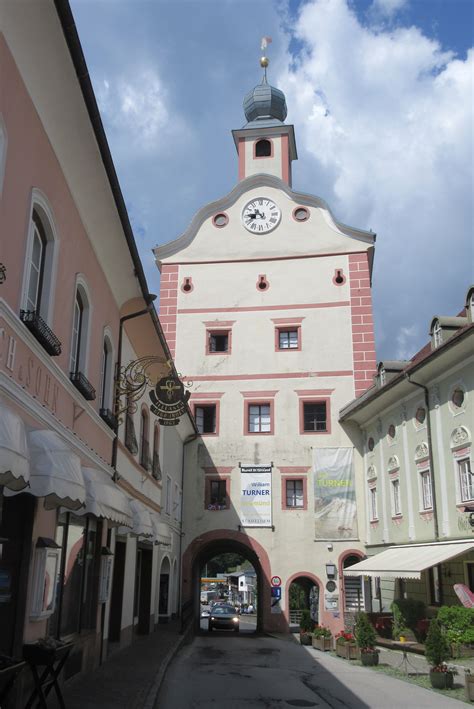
143,623,193,709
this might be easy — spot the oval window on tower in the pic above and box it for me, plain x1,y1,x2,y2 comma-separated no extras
255,139,272,157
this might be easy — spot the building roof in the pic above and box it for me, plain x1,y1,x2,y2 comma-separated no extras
243,79,287,126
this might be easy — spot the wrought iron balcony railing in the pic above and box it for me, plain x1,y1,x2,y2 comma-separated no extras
70,371,96,401
152,452,162,481
20,310,62,356
125,413,138,455
99,408,117,431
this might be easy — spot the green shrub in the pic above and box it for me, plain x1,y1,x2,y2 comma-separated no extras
299,609,315,633
313,625,332,638
354,612,377,650
425,618,449,669
437,606,474,645
390,601,411,639
393,598,426,629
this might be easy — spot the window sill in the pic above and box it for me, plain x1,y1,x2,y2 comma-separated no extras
300,430,328,435
206,506,229,512
198,432,219,437
391,514,403,520
283,506,307,511
246,431,274,436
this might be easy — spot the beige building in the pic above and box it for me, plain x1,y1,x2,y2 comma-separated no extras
155,67,377,634
340,286,474,613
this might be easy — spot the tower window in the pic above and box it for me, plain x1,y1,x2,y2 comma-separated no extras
255,139,272,158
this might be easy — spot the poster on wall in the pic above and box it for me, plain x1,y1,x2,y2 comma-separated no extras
313,448,358,540
240,464,272,527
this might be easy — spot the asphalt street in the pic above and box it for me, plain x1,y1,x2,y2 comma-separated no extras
157,632,463,708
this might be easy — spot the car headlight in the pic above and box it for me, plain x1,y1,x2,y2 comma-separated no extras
232,617,239,622
210,617,215,621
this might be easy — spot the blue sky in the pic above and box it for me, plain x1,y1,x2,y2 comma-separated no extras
70,0,473,361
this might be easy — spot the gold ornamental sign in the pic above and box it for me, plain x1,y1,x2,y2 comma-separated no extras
149,374,190,426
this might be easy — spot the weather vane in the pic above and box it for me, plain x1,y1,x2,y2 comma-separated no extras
260,36,272,83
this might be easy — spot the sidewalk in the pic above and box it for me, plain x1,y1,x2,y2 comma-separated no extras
52,620,189,709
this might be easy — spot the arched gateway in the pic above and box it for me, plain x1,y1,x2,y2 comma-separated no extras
182,529,286,633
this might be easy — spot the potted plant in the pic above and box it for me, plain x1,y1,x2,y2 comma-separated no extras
354,612,379,666
299,610,315,646
390,601,411,642
312,625,332,651
424,619,454,689
335,631,358,659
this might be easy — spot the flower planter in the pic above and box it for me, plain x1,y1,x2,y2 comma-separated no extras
312,636,332,652
451,643,474,659
23,641,72,667
300,632,312,646
336,642,358,660
360,651,379,666
429,670,454,690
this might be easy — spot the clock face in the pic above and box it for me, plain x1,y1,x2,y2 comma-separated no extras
242,198,281,234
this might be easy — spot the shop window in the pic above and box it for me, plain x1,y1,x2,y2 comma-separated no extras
195,404,217,435
458,458,474,502
48,513,100,638
301,401,328,433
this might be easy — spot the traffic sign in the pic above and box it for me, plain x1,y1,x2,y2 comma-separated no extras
271,575,282,587
271,587,281,599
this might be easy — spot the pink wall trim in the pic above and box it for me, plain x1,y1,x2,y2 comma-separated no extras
299,396,331,435
253,137,274,159
182,529,283,631
243,399,274,436
278,466,311,474
184,370,353,382
165,249,369,267
281,475,308,510
281,134,290,185
275,324,301,352
238,138,246,181
271,317,305,324
205,328,232,355
205,475,231,509
192,399,220,436
203,466,234,474
349,253,376,397
178,300,350,315
240,390,278,398
203,320,236,327
190,392,225,399
294,389,334,396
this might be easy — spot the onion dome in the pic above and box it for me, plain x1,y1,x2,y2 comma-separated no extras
243,80,287,125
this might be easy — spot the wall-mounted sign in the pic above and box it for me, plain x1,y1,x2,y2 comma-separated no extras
324,594,339,611
325,580,337,593
149,375,190,426
271,585,282,614
271,587,281,599
271,575,282,587
240,464,272,527
313,448,358,540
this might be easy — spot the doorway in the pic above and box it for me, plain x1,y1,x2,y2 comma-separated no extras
108,539,126,644
288,575,320,629
159,556,170,620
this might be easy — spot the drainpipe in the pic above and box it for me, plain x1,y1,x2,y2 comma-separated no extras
404,373,440,541
111,295,157,480
178,433,198,633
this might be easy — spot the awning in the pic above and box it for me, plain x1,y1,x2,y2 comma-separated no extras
78,467,133,528
128,500,154,538
0,404,30,491
151,515,172,547
344,541,474,580
18,430,85,510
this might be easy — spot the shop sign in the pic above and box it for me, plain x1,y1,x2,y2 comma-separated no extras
324,594,339,611
149,374,191,426
240,464,272,527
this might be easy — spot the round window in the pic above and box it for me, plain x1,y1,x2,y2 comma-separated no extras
388,424,396,439
415,407,426,425
212,213,228,228
452,388,465,408
293,207,310,222
368,437,375,452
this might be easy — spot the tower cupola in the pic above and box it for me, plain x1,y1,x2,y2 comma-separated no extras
243,81,287,125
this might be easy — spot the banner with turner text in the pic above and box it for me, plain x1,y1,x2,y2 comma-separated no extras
313,448,358,540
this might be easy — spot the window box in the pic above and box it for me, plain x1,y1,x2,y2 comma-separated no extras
70,371,96,401
99,408,117,430
20,310,61,356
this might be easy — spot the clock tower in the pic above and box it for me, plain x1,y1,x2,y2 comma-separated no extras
155,48,377,634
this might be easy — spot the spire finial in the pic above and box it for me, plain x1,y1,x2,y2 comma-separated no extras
260,36,272,84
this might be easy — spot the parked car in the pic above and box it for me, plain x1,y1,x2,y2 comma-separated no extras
200,605,211,618
208,604,240,632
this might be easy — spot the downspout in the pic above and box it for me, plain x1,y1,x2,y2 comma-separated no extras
178,432,198,633
404,373,440,541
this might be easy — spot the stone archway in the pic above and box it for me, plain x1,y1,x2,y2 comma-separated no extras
285,572,322,629
182,529,284,633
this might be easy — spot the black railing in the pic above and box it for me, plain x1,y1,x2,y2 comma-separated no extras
20,310,62,356
70,371,96,401
152,452,162,481
140,440,152,471
125,413,138,455
99,408,117,430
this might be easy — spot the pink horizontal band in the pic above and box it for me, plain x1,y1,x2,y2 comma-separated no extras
182,371,353,382
179,301,350,315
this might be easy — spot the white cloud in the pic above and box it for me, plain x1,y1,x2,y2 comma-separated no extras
371,0,409,19
279,0,473,360
395,325,418,360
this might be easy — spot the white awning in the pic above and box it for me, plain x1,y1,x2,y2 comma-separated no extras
21,430,85,510
344,541,474,580
128,500,154,538
0,404,30,491
78,468,133,528
151,515,172,547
